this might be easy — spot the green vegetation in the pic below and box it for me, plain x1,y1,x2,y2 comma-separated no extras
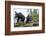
14,21,33,27
32,9,39,22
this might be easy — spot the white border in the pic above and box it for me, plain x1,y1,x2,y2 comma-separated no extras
11,5,42,31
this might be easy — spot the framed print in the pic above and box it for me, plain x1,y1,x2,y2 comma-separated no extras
5,1,45,35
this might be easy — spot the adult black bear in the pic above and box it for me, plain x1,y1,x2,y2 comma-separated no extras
14,12,25,22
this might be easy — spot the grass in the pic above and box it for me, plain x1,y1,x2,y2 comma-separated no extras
14,21,34,27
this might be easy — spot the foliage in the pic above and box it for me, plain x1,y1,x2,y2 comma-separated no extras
32,9,39,22
14,22,33,27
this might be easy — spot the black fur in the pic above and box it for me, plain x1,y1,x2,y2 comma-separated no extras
26,15,32,23
15,12,25,22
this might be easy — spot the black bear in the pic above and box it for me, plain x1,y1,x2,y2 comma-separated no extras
14,12,25,22
26,15,32,23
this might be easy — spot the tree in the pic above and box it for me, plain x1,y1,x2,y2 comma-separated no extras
32,9,39,22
